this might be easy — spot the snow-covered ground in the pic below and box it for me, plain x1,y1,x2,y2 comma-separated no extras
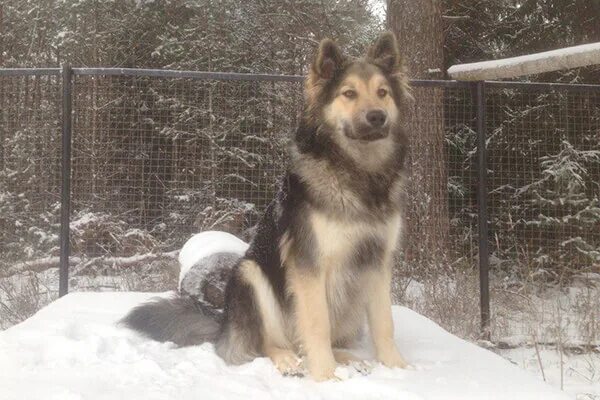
1,232,597,398
402,276,600,399
0,292,570,400
500,346,600,400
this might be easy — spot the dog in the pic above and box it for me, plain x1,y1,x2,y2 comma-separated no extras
122,31,411,381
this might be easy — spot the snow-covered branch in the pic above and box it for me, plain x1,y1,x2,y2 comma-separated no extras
3,251,179,277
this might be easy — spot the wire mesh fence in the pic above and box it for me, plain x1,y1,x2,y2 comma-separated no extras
71,75,301,248
0,72,62,262
401,83,477,274
486,83,600,278
484,83,600,345
0,71,62,327
1,68,599,342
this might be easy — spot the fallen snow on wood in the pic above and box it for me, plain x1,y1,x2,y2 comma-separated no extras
0,292,569,400
448,42,600,80
178,231,248,288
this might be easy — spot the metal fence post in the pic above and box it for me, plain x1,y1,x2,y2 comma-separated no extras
474,80,491,339
59,65,73,297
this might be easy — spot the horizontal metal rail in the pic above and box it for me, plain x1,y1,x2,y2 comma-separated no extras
72,68,305,82
2,68,600,93
0,68,61,76
410,79,471,88
485,80,600,92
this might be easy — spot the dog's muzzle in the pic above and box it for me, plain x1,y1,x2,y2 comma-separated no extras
343,109,390,141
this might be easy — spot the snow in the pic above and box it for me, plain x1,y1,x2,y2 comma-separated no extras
500,346,600,399
70,212,102,230
0,292,570,400
495,282,600,348
177,231,248,287
447,42,600,80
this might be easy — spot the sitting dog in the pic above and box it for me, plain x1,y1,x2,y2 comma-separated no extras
122,31,411,381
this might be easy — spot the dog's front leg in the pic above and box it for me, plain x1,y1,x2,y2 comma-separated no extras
366,268,408,369
290,269,337,381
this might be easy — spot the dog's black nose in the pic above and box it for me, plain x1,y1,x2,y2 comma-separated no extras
366,109,387,128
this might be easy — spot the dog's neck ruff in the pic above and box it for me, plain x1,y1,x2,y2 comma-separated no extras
289,139,405,221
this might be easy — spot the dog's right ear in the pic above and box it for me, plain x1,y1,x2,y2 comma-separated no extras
367,31,403,73
311,39,346,80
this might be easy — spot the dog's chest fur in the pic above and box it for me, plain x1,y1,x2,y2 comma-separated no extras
308,210,401,343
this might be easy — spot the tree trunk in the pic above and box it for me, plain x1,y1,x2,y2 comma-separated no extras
387,0,449,273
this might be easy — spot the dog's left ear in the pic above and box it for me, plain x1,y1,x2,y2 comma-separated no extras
312,39,346,80
367,31,403,73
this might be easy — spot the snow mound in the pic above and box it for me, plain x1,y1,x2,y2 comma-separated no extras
178,231,248,288
0,292,568,400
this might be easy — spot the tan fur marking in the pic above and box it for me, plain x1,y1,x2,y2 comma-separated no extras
321,70,401,172
310,211,401,264
239,260,289,350
312,211,402,342
384,213,403,256
332,349,362,365
366,258,408,369
289,268,337,381
324,72,399,130
278,231,293,266
310,211,366,263
368,213,407,368
312,212,368,343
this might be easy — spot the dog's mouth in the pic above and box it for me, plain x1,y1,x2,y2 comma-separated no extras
343,123,389,142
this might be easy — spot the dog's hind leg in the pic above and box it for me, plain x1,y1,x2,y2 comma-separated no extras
238,260,302,375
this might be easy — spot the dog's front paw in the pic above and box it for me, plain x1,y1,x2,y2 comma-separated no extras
269,348,304,376
378,349,408,369
308,357,338,381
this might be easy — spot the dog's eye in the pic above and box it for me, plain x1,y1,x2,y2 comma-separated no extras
377,88,388,98
342,89,357,99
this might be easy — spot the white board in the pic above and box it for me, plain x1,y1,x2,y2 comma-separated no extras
448,42,600,81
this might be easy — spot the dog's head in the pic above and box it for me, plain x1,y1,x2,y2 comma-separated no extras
298,32,410,171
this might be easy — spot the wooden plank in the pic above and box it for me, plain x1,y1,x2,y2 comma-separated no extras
448,42,600,81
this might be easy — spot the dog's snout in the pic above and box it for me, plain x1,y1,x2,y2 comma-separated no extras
366,109,387,128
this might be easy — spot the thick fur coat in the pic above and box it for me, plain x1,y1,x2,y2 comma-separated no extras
122,32,411,381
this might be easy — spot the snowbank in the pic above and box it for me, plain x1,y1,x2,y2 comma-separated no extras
0,292,569,400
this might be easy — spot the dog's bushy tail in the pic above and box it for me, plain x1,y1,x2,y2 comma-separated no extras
121,295,220,346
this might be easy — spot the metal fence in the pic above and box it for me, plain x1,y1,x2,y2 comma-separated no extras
1,67,599,338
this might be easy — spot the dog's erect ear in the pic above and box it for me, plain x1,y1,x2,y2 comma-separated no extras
367,31,402,73
312,39,346,80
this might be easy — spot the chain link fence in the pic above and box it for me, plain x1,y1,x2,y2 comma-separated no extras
1,68,599,343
